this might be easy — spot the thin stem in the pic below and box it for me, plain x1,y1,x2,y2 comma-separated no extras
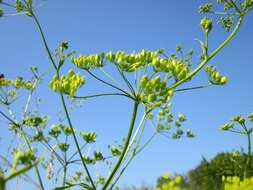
99,67,123,87
31,13,58,70
62,166,67,186
73,93,130,100
23,79,39,117
224,0,242,15
0,111,45,190
110,132,157,190
32,12,96,189
102,101,139,190
168,16,244,91
227,129,245,135
21,133,45,190
58,90,96,189
174,84,213,92
86,70,134,100
41,139,65,165
1,2,15,8
67,143,87,163
136,132,157,154
115,65,136,97
124,112,147,158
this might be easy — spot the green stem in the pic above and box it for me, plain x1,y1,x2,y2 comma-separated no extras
31,13,58,70
174,84,212,92
115,65,136,97
41,140,65,165
168,16,244,91
20,133,45,190
102,101,139,190
73,93,130,100
0,2,15,8
62,165,67,186
32,12,96,189
241,123,252,177
246,132,252,176
109,132,157,190
58,90,96,189
99,67,123,87
205,31,209,55
124,113,147,157
67,143,87,163
0,111,45,190
86,70,134,100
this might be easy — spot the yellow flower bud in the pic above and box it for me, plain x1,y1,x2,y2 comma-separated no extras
220,76,228,84
200,17,213,32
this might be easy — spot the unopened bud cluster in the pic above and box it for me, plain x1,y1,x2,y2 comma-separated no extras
106,49,163,72
49,69,85,97
0,77,34,90
231,115,245,124
153,104,194,139
248,113,253,122
199,4,213,13
205,65,228,85
49,124,73,139
152,58,190,80
12,149,36,169
80,132,97,143
22,115,47,128
139,75,174,109
71,53,104,70
200,17,213,32
220,123,234,131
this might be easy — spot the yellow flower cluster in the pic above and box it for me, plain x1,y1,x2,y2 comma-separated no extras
152,58,189,80
139,75,174,109
223,176,253,190
49,69,85,97
106,49,163,72
157,173,186,190
71,53,104,70
0,77,34,90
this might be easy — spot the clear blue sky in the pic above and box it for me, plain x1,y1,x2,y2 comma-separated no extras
1,0,253,188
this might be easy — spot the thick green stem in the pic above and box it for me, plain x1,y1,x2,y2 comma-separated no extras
102,101,139,190
110,132,156,190
241,123,252,177
246,132,252,177
168,16,244,91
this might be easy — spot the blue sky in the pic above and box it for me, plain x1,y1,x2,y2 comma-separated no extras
1,0,253,188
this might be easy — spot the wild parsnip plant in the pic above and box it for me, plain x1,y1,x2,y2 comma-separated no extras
0,0,253,190
221,113,253,178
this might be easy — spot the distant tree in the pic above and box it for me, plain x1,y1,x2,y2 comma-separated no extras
188,152,253,190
